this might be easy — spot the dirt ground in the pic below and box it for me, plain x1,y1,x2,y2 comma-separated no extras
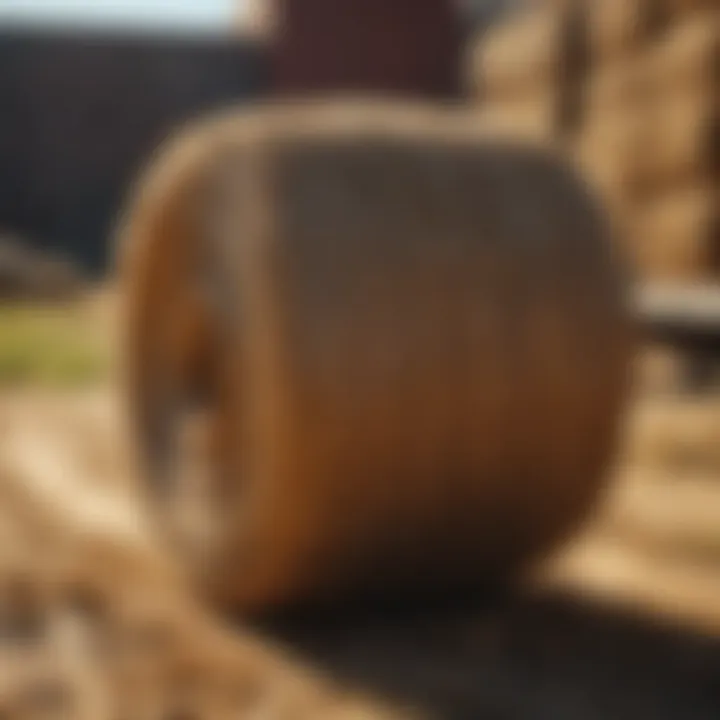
1,296,720,719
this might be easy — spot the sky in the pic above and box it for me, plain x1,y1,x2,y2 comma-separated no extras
0,0,241,34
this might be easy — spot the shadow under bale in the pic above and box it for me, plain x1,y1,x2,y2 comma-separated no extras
255,590,720,720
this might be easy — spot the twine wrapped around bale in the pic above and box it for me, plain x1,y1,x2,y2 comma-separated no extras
631,185,719,280
587,0,667,61
116,100,633,613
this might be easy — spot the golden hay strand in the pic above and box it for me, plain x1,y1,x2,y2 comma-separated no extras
117,100,633,613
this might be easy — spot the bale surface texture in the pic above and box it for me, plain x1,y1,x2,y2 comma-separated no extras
575,108,645,212
473,5,571,100
641,10,719,94
117,100,633,613
588,0,667,61
633,90,719,193
666,0,720,19
474,91,567,140
632,184,719,279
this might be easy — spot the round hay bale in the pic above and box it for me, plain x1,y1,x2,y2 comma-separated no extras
116,100,633,613
587,0,667,61
631,184,719,280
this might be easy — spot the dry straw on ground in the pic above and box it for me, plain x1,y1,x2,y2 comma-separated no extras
0,394,407,720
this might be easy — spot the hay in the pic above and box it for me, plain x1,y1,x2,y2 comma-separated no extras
0,398,404,720
587,0,667,61
632,90,719,193
475,89,566,140
641,9,720,94
666,0,720,19
584,57,647,116
574,110,643,214
631,184,719,280
472,4,575,100
117,100,633,613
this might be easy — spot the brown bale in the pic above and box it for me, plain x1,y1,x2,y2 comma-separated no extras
587,0,668,61
630,184,720,280
116,100,633,613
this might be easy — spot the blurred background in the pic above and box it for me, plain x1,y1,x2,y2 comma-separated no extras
0,1,719,719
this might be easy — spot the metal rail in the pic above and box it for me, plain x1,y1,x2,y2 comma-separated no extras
634,283,720,356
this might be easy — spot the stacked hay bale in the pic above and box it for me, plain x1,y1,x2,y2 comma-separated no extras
473,0,720,283
468,0,588,141
631,8,720,281
576,0,668,234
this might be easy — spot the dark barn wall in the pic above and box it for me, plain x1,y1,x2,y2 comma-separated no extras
0,32,267,273
272,0,461,99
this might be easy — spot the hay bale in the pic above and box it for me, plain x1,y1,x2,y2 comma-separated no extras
584,56,647,116
477,89,567,141
575,108,644,214
641,9,720,94
632,90,719,194
587,0,667,61
116,100,633,613
472,3,577,100
631,184,719,280
666,0,720,19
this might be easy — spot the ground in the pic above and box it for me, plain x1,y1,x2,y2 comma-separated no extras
1,294,719,719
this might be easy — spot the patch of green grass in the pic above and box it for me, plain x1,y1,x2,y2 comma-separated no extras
0,304,109,387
